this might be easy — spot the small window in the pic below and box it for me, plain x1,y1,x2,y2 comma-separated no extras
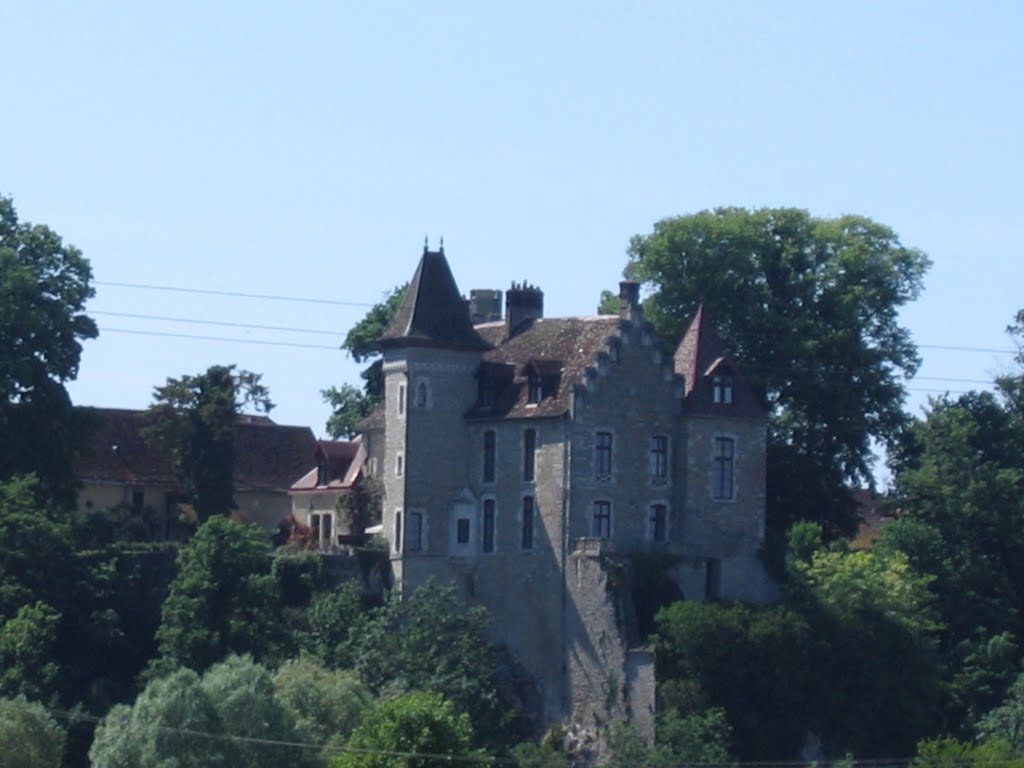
396,453,404,478
705,558,722,600
397,383,406,416
713,437,735,500
131,489,145,512
595,431,613,481
523,429,536,482
317,457,329,487
394,511,402,553
521,496,535,550
650,504,667,542
416,381,428,407
480,380,497,408
456,518,471,544
649,435,668,484
482,499,496,553
591,500,611,539
322,513,333,546
483,430,496,483
712,374,734,404
528,376,543,404
405,511,423,552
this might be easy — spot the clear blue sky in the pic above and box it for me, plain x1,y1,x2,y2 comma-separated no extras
3,2,1022,481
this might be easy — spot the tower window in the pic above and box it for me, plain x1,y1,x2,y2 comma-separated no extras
397,383,406,416
521,495,535,550
523,429,536,482
595,431,613,481
483,430,496,483
405,511,423,552
650,503,667,542
482,499,496,553
713,437,735,500
591,500,611,539
649,435,668,484
415,381,429,407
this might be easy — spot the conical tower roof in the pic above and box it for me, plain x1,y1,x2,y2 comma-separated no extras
379,246,492,351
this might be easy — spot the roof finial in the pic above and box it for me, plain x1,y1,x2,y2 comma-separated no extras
439,235,444,254
423,235,429,254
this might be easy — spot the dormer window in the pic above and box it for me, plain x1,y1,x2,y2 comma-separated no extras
712,374,734,404
528,376,543,404
316,457,329,487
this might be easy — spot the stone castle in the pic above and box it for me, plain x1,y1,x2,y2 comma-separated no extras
356,245,774,740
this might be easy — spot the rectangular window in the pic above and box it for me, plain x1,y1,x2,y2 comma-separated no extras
131,489,145,511
523,429,536,482
482,499,496,553
595,431,613,481
397,383,406,416
396,453,404,477
712,375,734,404
322,513,333,546
650,504,667,542
591,500,611,539
483,430,496,483
705,558,722,600
528,376,543,404
649,435,668,484
394,511,402,553
521,496,534,550
456,518,470,544
405,511,423,553
713,437,735,500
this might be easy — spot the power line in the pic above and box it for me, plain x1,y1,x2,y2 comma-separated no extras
94,280,375,308
100,327,339,350
93,310,345,337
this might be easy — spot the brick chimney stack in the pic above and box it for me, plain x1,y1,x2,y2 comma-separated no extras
506,281,544,338
619,280,642,321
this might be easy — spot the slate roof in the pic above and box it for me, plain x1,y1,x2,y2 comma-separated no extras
75,408,318,492
673,304,766,418
379,248,492,352
467,316,622,420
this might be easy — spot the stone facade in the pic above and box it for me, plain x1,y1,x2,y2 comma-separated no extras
359,246,774,739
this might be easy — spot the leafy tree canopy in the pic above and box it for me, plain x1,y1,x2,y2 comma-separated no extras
91,656,316,768
150,517,287,676
323,284,406,438
622,208,929,535
273,656,372,750
0,695,66,768
148,364,273,522
0,196,98,505
333,691,477,768
307,580,509,746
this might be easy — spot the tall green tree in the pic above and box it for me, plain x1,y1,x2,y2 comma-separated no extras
150,517,286,676
148,364,273,522
323,285,405,438
0,196,97,506
622,208,929,535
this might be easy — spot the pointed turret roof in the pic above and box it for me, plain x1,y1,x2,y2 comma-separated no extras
674,304,765,417
379,247,492,351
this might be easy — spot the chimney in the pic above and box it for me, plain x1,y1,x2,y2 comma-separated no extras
469,289,503,324
619,280,642,321
506,281,544,338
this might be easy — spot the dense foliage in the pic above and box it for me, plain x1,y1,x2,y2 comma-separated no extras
0,196,97,506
